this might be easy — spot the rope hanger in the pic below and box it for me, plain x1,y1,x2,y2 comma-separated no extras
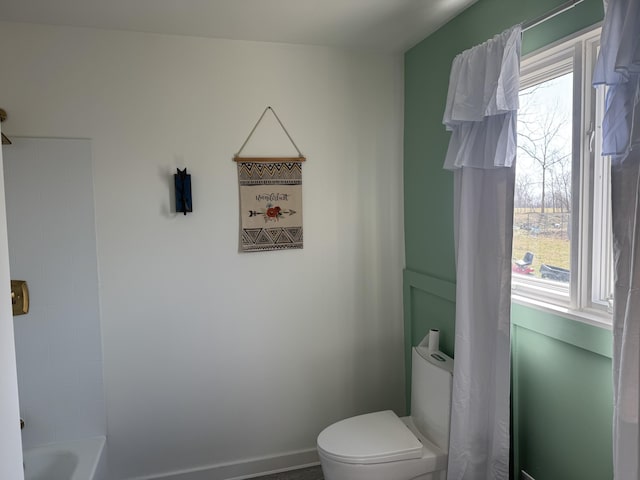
233,106,306,163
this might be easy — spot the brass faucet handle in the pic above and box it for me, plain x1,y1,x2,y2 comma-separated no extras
11,280,29,315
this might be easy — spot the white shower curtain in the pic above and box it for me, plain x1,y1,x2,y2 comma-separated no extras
443,25,521,480
593,0,640,478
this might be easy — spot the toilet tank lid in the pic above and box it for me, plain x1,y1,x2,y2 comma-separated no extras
317,410,427,465
414,346,454,374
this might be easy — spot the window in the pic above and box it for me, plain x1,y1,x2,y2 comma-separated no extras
511,26,613,324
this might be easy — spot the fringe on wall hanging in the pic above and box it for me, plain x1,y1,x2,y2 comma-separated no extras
233,107,306,252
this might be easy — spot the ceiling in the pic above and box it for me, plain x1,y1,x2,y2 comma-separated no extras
0,0,477,53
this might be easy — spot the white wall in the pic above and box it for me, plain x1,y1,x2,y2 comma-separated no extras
0,126,24,480
4,138,106,449
0,22,405,480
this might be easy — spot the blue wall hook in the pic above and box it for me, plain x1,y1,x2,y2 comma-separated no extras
174,168,192,215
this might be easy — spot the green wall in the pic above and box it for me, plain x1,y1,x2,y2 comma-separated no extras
403,0,612,478
511,305,613,479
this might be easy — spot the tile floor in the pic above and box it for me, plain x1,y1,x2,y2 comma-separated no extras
255,466,324,480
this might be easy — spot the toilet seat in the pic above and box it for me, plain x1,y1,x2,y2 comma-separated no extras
317,410,427,465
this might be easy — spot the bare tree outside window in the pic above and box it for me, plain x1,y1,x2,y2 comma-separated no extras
513,73,573,282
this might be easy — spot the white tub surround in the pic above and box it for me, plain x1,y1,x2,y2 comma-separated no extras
23,436,107,480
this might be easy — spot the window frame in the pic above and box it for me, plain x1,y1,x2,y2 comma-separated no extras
511,25,612,328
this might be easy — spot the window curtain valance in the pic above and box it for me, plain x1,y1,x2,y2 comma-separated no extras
593,0,640,161
443,25,522,170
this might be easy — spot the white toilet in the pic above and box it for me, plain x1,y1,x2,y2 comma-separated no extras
317,341,453,480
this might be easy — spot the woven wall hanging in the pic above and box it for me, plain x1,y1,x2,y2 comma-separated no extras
233,107,306,252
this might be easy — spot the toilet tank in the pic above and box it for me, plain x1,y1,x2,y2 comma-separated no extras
410,346,453,452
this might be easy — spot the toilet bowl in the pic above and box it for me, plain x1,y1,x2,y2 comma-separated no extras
317,410,447,480
317,343,453,480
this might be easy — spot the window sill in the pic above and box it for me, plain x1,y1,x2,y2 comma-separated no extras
512,293,612,330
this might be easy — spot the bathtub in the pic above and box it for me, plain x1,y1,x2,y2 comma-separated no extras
23,436,107,480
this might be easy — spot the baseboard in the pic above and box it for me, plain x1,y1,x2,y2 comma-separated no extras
126,448,320,480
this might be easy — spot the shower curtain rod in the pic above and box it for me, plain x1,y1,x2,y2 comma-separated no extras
522,0,585,32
